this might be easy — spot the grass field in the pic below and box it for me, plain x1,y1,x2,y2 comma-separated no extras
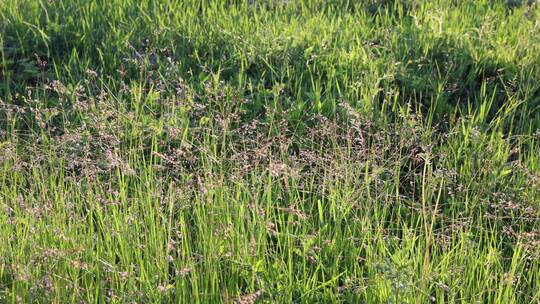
1,0,539,303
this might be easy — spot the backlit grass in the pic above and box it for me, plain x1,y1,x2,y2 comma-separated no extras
1,0,539,303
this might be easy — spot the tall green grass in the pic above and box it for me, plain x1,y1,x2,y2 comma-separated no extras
1,0,539,303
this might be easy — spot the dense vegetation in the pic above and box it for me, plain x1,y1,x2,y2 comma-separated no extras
1,0,539,303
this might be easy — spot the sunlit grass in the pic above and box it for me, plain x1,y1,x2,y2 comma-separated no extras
0,0,539,303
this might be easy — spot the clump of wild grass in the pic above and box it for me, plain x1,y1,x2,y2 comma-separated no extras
0,0,539,303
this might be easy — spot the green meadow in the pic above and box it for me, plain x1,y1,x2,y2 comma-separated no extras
0,0,539,303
